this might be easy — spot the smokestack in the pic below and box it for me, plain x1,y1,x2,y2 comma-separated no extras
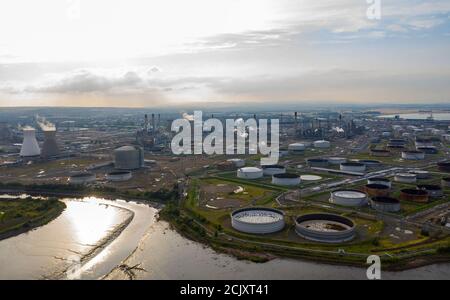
20,127,41,157
295,112,298,133
41,130,59,158
144,114,149,131
158,114,161,128
152,113,156,133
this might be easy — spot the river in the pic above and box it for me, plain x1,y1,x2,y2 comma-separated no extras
1,195,450,280
380,112,450,121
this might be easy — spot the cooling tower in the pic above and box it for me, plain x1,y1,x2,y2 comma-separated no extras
20,128,41,157
41,130,60,158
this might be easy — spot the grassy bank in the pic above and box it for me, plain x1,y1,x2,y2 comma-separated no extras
0,196,66,240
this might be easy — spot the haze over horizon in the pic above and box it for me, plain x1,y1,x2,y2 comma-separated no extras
0,0,449,108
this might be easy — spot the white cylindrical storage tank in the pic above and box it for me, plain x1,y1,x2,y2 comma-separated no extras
295,213,356,243
328,157,347,165
330,190,368,207
227,158,246,168
313,140,331,149
69,172,96,185
106,171,132,182
237,167,263,179
262,165,286,176
114,146,144,170
340,162,366,172
370,197,401,213
401,151,425,160
20,127,41,157
288,143,306,153
394,173,417,183
382,132,392,138
367,177,391,188
231,207,285,234
272,173,301,186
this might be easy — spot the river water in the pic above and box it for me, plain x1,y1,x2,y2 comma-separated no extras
1,196,450,280
380,113,450,121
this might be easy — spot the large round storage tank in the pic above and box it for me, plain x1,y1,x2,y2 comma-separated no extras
340,162,366,172
313,140,331,149
328,157,347,165
106,171,132,182
262,165,286,176
437,162,450,172
237,167,263,179
306,158,329,167
401,151,425,160
295,213,355,243
370,197,401,213
367,177,391,188
114,146,144,170
272,173,301,186
400,189,429,203
288,143,306,153
227,158,246,168
329,190,368,207
394,173,417,183
417,184,443,198
231,207,285,234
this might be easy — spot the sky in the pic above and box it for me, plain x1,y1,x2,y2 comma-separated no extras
0,0,449,108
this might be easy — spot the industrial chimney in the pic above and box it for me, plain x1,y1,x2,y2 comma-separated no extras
20,127,41,157
151,113,156,133
41,129,60,158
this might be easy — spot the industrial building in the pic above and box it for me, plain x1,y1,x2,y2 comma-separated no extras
272,173,301,186
231,207,285,234
41,130,60,158
114,146,144,170
69,172,96,185
340,162,366,172
370,197,401,213
20,127,41,157
262,165,286,176
295,213,356,243
329,190,368,207
237,167,263,179
106,171,133,182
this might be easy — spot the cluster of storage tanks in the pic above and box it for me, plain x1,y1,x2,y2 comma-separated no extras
236,165,302,186
287,140,331,154
230,207,356,243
